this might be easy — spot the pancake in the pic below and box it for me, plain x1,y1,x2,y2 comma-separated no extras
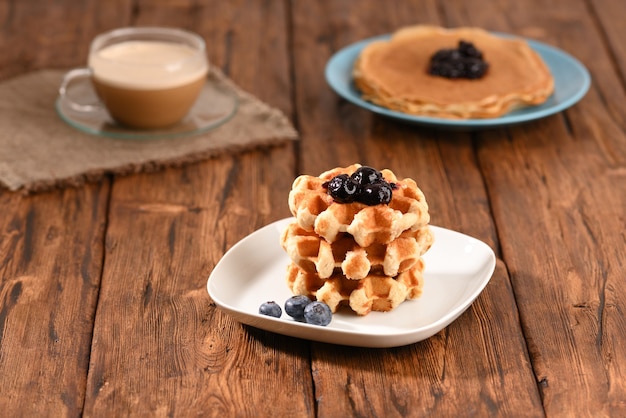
353,25,554,119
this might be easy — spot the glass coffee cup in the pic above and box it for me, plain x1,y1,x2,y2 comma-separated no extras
59,27,209,130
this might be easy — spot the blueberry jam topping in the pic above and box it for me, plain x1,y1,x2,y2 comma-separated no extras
323,166,396,205
351,166,383,186
429,40,488,79
326,174,358,203
359,182,393,206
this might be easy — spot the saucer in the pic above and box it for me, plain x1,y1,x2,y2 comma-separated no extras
56,75,239,139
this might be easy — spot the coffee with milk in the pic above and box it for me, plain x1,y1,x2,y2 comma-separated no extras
60,27,209,129
90,40,208,129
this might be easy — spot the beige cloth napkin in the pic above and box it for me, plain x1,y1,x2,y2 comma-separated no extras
0,68,298,193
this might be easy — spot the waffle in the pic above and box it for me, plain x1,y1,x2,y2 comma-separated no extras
286,260,425,315
353,25,554,119
284,164,433,315
280,221,433,280
288,164,430,247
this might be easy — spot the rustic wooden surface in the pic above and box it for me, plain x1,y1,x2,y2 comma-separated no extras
0,0,625,416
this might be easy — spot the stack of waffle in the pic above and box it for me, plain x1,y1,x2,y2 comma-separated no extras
280,164,433,315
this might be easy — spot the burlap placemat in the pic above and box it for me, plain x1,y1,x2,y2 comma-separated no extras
0,68,298,193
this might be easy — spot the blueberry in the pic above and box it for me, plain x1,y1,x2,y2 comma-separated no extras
449,49,462,60
459,40,482,58
350,166,383,186
303,301,332,326
284,295,311,321
431,49,452,62
466,59,488,79
358,182,393,205
325,167,395,206
326,174,358,203
259,301,282,318
429,40,488,79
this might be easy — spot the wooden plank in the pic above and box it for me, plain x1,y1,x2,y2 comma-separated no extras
82,1,307,415
478,121,626,416
592,0,626,86
0,0,134,80
84,154,306,416
439,0,626,414
0,0,622,416
585,0,626,154
0,2,127,415
291,0,543,416
290,0,443,174
0,184,109,415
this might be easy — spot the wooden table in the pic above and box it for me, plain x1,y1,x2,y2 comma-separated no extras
1,0,625,416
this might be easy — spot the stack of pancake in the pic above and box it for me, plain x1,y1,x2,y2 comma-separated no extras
353,25,554,119
281,164,433,315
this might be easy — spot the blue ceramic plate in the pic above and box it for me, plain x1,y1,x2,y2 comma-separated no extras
325,33,591,129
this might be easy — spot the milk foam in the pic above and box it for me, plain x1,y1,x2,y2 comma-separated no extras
89,41,208,89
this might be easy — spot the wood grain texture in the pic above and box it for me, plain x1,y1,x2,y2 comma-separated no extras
592,0,626,93
0,0,625,416
0,184,109,415
0,0,134,80
84,156,309,417
448,0,626,415
290,1,543,416
79,1,302,416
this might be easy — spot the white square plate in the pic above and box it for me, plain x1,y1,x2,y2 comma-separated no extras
207,218,496,347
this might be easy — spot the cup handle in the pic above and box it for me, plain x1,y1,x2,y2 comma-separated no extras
58,68,101,112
